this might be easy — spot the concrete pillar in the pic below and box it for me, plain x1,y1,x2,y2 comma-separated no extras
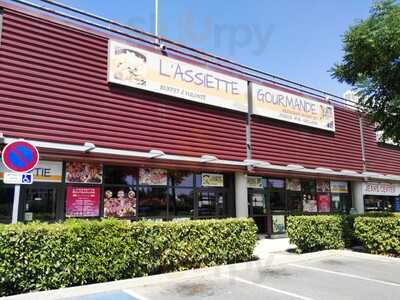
235,172,248,217
352,181,364,214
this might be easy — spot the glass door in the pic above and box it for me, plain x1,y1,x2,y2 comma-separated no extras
22,186,59,222
195,188,227,218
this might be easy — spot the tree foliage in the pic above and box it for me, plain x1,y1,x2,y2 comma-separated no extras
332,0,400,143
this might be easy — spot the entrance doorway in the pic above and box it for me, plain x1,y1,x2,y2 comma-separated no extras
20,184,63,222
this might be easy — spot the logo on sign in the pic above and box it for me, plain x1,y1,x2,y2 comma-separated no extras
1,141,39,173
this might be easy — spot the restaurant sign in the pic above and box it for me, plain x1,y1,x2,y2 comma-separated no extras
108,40,248,112
252,83,335,131
363,182,400,196
0,161,63,183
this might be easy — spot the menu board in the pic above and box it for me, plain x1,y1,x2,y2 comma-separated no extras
139,168,167,185
66,186,100,217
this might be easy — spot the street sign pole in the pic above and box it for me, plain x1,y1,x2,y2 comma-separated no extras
12,184,20,224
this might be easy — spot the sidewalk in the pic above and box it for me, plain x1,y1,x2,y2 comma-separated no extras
253,237,297,259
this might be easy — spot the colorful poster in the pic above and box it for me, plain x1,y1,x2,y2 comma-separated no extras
66,186,100,217
317,194,331,213
330,181,349,193
272,215,286,233
201,173,224,187
252,83,335,131
247,176,263,189
104,188,136,218
65,162,102,184
139,168,167,185
286,178,301,191
316,180,330,193
0,161,63,182
108,40,248,113
303,196,318,212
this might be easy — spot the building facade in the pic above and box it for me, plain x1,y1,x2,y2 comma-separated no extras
0,1,400,235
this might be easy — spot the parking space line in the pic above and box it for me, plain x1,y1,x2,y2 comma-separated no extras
289,264,400,288
122,289,149,300
222,275,315,300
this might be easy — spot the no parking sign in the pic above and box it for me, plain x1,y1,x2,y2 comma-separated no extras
1,141,39,173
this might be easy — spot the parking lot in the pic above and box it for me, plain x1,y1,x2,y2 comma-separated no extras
5,251,400,300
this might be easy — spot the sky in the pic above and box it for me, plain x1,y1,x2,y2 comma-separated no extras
24,0,375,97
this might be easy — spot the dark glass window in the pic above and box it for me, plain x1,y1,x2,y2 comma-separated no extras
169,188,194,218
139,187,168,217
332,193,351,213
197,190,226,217
168,171,194,187
269,179,285,211
103,166,138,185
287,191,302,212
249,192,267,215
0,183,13,224
364,196,394,212
24,188,57,222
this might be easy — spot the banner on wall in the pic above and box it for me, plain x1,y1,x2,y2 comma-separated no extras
201,173,224,187
247,176,263,189
65,162,103,184
330,181,349,194
66,186,100,217
0,161,63,182
252,83,335,131
139,168,167,185
108,40,248,112
363,182,400,196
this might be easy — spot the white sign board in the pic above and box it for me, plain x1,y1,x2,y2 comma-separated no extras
252,83,335,131
4,172,33,184
363,182,400,196
108,40,248,112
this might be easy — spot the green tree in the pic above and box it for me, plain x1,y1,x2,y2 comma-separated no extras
332,0,400,143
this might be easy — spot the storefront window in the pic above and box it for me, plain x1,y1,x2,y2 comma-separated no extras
249,192,267,215
23,187,57,222
331,181,351,213
169,188,194,218
364,196,394,212
287,178,302,212
269,179,285,211
168,171,194,187
139,187,168,217
197,190,226,217
302,180,317,213
103,166,138,185
0,183,14,224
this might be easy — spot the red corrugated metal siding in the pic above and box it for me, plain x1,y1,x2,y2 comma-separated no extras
363,120,400,175
252,106,364,172
0,9,247,161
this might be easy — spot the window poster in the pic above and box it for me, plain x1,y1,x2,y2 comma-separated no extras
247,176,263,189
317,194,331,213
139,168,167,185
286,178,301,191
317,180,330,193
65,162,103,184
66,186,100,217
201,173,224,187
330,181,348,194
332,194,341,210
251,193,266,208
272,215,286,234
104,187,137,218
303,194,318,212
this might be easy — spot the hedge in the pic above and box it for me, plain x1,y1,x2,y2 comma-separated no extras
0,218,257,296
287,215,346,253
354,216,400,255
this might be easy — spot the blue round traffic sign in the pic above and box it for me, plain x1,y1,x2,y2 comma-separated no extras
1,141,39,173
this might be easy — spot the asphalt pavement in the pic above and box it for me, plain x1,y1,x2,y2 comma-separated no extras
4,250,400,300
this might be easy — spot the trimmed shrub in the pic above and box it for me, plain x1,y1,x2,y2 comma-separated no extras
354,215,400,255
287,215,346,253
0,218,257,296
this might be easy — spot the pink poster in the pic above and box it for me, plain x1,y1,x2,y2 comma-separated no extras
66,186,100,217
317,194,331,213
